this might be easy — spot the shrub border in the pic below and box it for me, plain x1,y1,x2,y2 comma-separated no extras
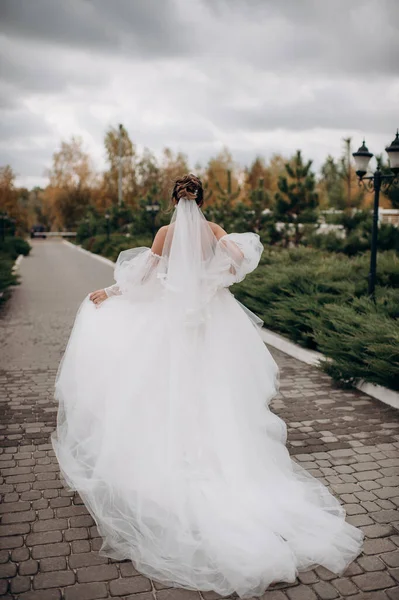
0,253,24,303
63,240,399,410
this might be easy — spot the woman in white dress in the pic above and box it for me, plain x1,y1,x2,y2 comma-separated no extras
52,174,363,599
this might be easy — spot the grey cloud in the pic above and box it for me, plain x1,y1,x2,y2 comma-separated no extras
0,107,56,181
0,0,398,186
0,45,102,96
3,0,398,78
0,108,53,140
201,0,399,77
0,145,54,181
209,85,397,135
0,0,197,99
0,83,21,109
134,122,216,148
0,0,114,49
0,0,195,58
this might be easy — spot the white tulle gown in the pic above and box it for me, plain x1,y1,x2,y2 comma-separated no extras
52,198,363,599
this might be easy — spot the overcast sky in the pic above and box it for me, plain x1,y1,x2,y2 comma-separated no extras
0,0,398,188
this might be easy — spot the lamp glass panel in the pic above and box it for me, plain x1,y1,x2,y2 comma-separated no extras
354,154,371,173
387,150,399,170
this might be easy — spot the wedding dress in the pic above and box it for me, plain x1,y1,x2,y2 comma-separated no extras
52,198,363,599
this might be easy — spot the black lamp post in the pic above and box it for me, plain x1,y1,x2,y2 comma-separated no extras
105,212,110,242
146,201,160,241
352,131,399,300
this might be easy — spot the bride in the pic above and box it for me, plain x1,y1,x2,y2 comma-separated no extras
52,174,363,599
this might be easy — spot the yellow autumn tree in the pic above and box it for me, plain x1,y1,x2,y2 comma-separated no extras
44,137,94,230
103,125,138,207
0,165,29,233
203,147,241,205
0,165,18,215
244,154,286,206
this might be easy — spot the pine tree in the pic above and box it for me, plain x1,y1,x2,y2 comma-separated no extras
248,177,271,232
211,169,241,230
275,151,319,246
319,155,346,209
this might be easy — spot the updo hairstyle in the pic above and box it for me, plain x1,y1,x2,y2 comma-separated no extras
171,174,204,207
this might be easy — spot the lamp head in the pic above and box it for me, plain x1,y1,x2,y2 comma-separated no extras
385,130,399,174
352,140,373,179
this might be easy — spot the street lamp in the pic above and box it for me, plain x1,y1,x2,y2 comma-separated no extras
146,201,160,241
352,130,399,300
105,211,110,242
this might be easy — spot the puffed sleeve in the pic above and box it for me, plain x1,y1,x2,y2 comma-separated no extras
105,247,163,300
212,232,264,288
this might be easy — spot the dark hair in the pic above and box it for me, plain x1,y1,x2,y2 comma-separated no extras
171,174,204,207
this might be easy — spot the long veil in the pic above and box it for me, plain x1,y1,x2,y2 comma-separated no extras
159,197,219,327
156,198,222,472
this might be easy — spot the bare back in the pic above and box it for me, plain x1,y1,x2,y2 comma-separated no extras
151,221,227,256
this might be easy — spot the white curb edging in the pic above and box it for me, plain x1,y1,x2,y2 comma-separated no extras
62,240,115,267
355,381,399,410
261,325,399,410
260,328,323,367
12,254,24,272
65,240,399,410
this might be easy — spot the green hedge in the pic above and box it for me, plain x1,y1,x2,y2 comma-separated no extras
313,297,399,390
0,237,31,305
305,222,399,256
81,234,152,262
233,248,399,390
0,236,31,260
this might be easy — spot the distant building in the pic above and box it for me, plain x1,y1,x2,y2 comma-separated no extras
320,208,399,227
379,208,399,226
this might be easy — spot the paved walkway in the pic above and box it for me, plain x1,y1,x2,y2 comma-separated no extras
0,240,398,600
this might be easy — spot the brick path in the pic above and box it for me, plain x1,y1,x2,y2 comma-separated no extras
1,240,399,600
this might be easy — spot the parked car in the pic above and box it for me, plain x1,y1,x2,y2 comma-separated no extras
30,224,47,239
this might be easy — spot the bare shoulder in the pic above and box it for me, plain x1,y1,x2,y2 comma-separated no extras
151,225,169,255
158,225,169,236
208,221,227,240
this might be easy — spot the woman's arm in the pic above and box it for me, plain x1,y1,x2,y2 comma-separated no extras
90,229,166,305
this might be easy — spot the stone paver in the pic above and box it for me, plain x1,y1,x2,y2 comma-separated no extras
1,240,399,600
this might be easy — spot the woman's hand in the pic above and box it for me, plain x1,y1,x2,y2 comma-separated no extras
89,289,108,306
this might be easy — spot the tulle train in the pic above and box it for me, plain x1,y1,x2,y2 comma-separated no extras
52,289,363,598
